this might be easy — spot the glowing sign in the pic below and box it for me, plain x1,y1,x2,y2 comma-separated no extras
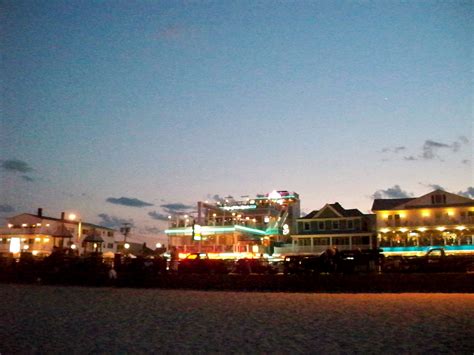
220,205,257,211
193,224,202,241
283,224,290,235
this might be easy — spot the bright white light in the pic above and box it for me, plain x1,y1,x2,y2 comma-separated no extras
23,245,29,250
71,244,77,250
9,238,21,253
156,243,162,248
7,224,13,228
22,224,27,227
268,190,282,200
68,213,77,221
252,245,259,253
124,243,130,249
264,216,270,223
32,250,39,256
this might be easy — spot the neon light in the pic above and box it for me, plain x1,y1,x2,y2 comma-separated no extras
165,228,193,234
235,225,267,235
381,245,474,253
203,226,235,233
220,205,257,211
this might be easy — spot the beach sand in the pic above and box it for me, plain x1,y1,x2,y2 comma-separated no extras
0,284,473,354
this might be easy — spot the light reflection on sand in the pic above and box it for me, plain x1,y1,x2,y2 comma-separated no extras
0,285,473,353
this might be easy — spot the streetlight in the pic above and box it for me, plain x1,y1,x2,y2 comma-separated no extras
67,213,82,245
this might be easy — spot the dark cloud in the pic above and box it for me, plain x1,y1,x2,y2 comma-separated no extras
207,194,225,202
160,203,193,213
458,187,474,199
0,204,15,213
97,213,134,229
148,211,170,221
422,140,451,160
106,197,154,208
404,156,417,161
372,185,413,199
1,159,34,173
382,146,406,154
21,175,34,182
428,184,445,191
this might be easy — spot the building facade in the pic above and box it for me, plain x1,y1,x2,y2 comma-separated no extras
284,203,376,254
0,208,116,257
372,190,474,255
165,190,300,255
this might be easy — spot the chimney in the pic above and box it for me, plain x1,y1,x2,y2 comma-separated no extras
61,212,65,220
37,208,43,217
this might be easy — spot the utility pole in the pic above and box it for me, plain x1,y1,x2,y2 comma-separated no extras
120,223,131,244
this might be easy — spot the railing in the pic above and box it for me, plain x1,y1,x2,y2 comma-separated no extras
274,243,372,255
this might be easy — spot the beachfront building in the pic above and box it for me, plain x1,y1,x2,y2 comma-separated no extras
0,208,116,257
372,190,474,255
165,190,300,255
277,203,376,254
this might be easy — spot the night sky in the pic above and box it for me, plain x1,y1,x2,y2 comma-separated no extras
1,1,472,245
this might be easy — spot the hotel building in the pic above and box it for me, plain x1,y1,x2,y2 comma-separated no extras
280,203,376,254
372,190,474,255
165,190,300,255
0,208,116,257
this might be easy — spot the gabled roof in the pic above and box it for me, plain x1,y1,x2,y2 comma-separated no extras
299,203,365,220
18,213,116,231
371,190,474,211
371,198,415,211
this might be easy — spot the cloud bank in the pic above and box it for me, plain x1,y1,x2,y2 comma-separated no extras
106,197,154,208
372,185,413,199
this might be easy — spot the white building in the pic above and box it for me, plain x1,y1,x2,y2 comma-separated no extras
0,208,116,257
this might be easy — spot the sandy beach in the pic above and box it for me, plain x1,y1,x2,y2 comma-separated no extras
0,284,473,354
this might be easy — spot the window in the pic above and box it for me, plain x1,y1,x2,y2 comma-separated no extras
340,220,346,230
107,243,113,249
304,223,310,231
318,222,325,230
431,194,446,205
313,238,329,246
107,231,114,237
332,221,339,230
298,238,311,246
333,237,349,245
347,220,354,229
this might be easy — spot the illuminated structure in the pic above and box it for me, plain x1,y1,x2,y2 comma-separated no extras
372,190,474,255
285,203,376,254
165,190,300,254
0,208,116,257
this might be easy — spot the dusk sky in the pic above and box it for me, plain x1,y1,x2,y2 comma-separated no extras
1,1,472,244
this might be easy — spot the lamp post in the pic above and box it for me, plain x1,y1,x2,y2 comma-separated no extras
120,223,131,253
67,213,82,252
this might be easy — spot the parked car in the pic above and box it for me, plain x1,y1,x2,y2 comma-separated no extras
283,254,322,275
404,248,474,273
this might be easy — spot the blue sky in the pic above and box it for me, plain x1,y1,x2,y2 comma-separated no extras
1,1,472,244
